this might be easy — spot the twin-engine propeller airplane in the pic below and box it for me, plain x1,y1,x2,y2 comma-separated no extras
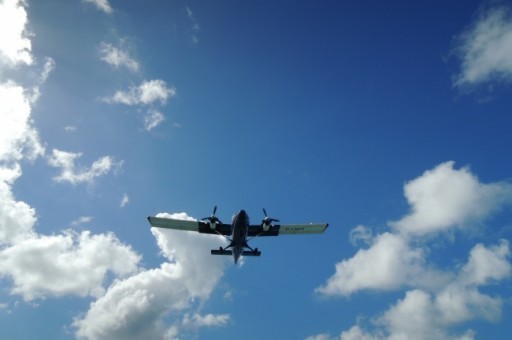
147,207,328,264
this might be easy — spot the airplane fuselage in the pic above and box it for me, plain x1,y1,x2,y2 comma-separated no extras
230,210,249,264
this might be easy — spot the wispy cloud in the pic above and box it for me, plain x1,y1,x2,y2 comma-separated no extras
104,79,176,106
47,149,122,186
453,4,512,87
182,313,230,329
104,80,175,131
144,109,165,131
120,193,129,208
83,0,113,14
99,42,139,72
185,7,201,45
70,216,93,227
315,161,512,339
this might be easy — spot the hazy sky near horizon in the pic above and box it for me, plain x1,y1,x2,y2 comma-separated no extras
1,0,512,339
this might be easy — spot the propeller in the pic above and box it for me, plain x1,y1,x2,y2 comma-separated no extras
262,208,279,226
202,205,222,224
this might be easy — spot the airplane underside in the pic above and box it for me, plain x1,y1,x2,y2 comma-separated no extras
147,206,328,265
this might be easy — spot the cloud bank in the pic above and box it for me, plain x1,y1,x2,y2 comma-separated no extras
73,213,230,340
315,161,512,340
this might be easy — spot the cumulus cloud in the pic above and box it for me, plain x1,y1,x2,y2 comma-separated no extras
316,162,512,339
0,81,45,163
104,79,176,106
73,212,230,340
47,149,122,186
99,42,139,72
390,161,512,236
0,3,147,337
83,0,112,14
0,164,37,244
316,232,426,296
0,0,32,65
0,230,140,301
454,4,512,87
340,326,377,340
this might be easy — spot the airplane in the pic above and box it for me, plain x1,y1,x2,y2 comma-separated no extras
147,206,328,264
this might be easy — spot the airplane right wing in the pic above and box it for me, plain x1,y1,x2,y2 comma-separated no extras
248,223,328,237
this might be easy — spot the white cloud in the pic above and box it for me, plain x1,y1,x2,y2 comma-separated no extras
144,109,165,131
185,6,201,45
390,161,512,236
348,225,373,246
454,5,512,87
0,164,37,245
182,313,230,328
73,212,230,339
379,289,445,340
105,79,176,106
70,216,94,227
0,81,45,163
0,2,147,334
99,42,139,72
340,326,377,340
317,162,512,339
306,333,334,340
120,193,129,208
0,230,140,301
316,232,426,296
0,0,32,65
47,149,122,186
83,0,113,14
459,240,511,286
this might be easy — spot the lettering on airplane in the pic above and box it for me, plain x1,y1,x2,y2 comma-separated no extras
283,226,305,232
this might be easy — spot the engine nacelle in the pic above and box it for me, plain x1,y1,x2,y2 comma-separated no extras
209,222,217,230
262,222,271,231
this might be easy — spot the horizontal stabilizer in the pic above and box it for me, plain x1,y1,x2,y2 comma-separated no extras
211,249,233,256
242,250,261,257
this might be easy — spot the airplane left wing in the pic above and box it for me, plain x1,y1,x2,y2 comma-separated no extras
248,223,328,237
147,216,232,235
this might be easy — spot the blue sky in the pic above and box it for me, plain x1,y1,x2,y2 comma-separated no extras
1,0,512,339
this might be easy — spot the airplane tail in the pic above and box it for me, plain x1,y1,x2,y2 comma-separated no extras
211,249,233,255
242,250,261,257
210,249,261,256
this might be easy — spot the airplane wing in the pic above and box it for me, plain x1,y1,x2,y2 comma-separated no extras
147,216,232,236
247,223,328,237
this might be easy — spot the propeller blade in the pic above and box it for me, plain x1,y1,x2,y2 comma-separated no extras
202,206,220,223
262,208,279,224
